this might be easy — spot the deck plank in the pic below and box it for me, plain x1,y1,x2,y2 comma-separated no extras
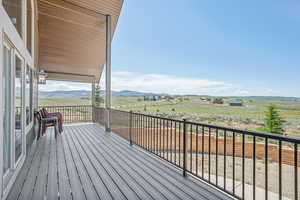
32,131,52,200
56,134,72,200
85,125,198,200
63,127,100,200
47,130,59,200
61,129,86,200
76,126,178,200
91,124,230,200
74,126,156,200
66,127,127,200
8,123,233,200
90,124,229,200
17,132,48,200
67,127,113,200
6,140,38,200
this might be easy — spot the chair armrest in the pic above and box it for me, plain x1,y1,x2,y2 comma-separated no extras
41,117,58,123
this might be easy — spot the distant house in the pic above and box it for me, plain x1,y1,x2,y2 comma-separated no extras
213,98,224,104
162,96,174,100
143,95,162,101
201,97,212,102
229,99,244,106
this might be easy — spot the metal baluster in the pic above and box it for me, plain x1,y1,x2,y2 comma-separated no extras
170,121,173,163
156,117,159,155
233,132,235,195
151,117,153,152
148,116,150,150
265,138,268,200
129,111,133,146
253,136,256,200
224,130,227,189
190,124,193,172
140,115,142,147
167,120,169,160
202,126,205,178
175,122,177,165
147,116,149,150
216,129,219,186
163,119,165,158
196,126,199,176
183,119,187,177
179,122,181,167
242,134,245,199
295,143,298,200
279,140,282,200
209,127,211,182
143,115,145,148
160,118,162,157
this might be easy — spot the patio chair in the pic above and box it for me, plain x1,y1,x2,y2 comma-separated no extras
41,108,63,133
36,111,59,139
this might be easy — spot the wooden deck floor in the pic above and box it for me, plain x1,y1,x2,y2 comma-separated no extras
7,123,233,200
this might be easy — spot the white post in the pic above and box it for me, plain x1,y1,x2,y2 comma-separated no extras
0,21,4,200
91,78,95,122
105,15,112,132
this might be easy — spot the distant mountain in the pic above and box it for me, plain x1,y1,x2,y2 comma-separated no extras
39,90,167,98
39,90,92,98
38,90,300,102
245,96,300,102
114,90,167,97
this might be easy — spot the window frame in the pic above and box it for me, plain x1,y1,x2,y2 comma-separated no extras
25,64,34,132
13,49,25,167
2,39,14,184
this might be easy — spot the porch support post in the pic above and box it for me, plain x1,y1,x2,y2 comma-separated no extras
105,15,112,132
91,78,95,122
0,25,3,198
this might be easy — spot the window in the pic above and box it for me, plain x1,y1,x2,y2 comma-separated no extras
25,65,33,126
2,0,24,38
26,0,32,54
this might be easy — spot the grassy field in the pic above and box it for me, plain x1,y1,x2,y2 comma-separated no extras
39,98,91,106
39,96,300,137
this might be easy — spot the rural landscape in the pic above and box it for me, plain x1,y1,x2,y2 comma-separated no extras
39,89,300,198
39,89,300,138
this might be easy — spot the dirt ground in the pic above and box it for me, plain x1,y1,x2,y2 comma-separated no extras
162,151,299,200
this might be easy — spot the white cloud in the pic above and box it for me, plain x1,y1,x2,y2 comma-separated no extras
40,71,288,97
39,81,91,91
107,71,250,96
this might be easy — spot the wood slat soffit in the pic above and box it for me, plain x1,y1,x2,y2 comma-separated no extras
37,0,123,83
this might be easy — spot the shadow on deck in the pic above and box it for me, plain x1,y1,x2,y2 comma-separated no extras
7,123,233,200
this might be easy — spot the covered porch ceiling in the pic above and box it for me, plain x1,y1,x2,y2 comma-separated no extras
37,0,123,83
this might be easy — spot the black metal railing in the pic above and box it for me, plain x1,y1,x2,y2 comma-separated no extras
93,106,106,126
105,109,300,200
39,105,92,124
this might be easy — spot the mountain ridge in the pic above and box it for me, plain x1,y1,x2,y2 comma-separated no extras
38,90,300,101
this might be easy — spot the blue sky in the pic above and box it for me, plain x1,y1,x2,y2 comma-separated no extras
42,1,300,97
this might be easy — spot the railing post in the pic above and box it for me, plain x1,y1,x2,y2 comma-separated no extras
183,119,187,177
129,111,133,146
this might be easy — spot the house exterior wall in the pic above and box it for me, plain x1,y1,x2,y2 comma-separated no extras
0,0,38,199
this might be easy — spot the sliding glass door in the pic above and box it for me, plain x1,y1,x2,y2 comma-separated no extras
2,40,25,191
